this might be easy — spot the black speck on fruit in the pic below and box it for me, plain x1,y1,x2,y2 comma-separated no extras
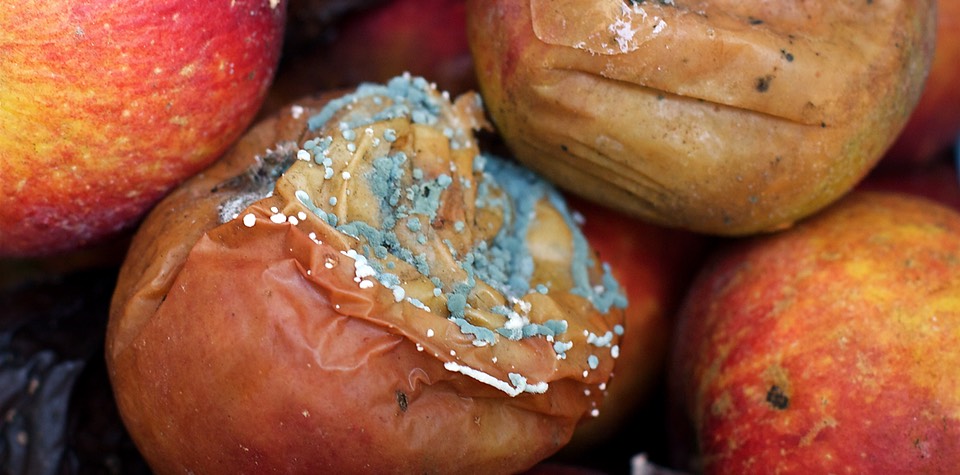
755,75,773,93
766,385,789,410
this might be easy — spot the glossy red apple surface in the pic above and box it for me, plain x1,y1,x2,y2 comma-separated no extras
0,0,286,257
669,191,960,473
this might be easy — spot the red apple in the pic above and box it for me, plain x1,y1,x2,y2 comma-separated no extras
669,191,960,473
883,0,960,166
262,0,474,115
562,196,709,451
0,0,287,257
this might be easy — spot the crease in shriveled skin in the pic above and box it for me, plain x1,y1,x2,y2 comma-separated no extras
529,0,906,126
524,69,830,225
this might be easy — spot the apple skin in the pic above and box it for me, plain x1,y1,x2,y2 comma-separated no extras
0,0,286,257
466,0,935,236
668,191,960,473
883,0,960,166
562,196,709,451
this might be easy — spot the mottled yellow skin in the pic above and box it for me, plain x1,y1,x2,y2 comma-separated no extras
0,0,285,256
670,192,960,474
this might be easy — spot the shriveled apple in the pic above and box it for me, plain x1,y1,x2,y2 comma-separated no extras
0,0,286,257
467,0,935,235
107,77,627,474
669,191,960,473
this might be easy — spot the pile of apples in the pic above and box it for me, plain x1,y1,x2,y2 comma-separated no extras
2,0,959,473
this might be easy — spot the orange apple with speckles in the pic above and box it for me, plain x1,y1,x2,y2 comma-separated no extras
668,191,960,473
0,0,286,257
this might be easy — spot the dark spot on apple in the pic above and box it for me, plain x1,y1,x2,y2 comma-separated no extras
396,390,408,412
755,75,773,93
766,385,789,410
560,144,569,153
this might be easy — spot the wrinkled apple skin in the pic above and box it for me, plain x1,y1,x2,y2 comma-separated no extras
669,191,960,473
466,0,935,236
0,0,286,257
883,0,960,166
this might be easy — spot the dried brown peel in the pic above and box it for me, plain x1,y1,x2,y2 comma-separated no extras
467,0,936,235
107,76,626,474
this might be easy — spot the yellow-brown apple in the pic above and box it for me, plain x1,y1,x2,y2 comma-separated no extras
883,0,960,166
467,0,935,236
0,0,286,257
668,191,960,473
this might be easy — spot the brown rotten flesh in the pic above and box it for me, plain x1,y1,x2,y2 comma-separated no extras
467,0,936,235
106,76,626,474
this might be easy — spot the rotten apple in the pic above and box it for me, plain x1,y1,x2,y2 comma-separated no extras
466,0,935,236
107,77,627,474
0,0,286,257
668,191,960,473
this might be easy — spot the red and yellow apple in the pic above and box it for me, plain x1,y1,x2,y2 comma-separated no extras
882,0,960,166
668,191,960,473
0,0,287,257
